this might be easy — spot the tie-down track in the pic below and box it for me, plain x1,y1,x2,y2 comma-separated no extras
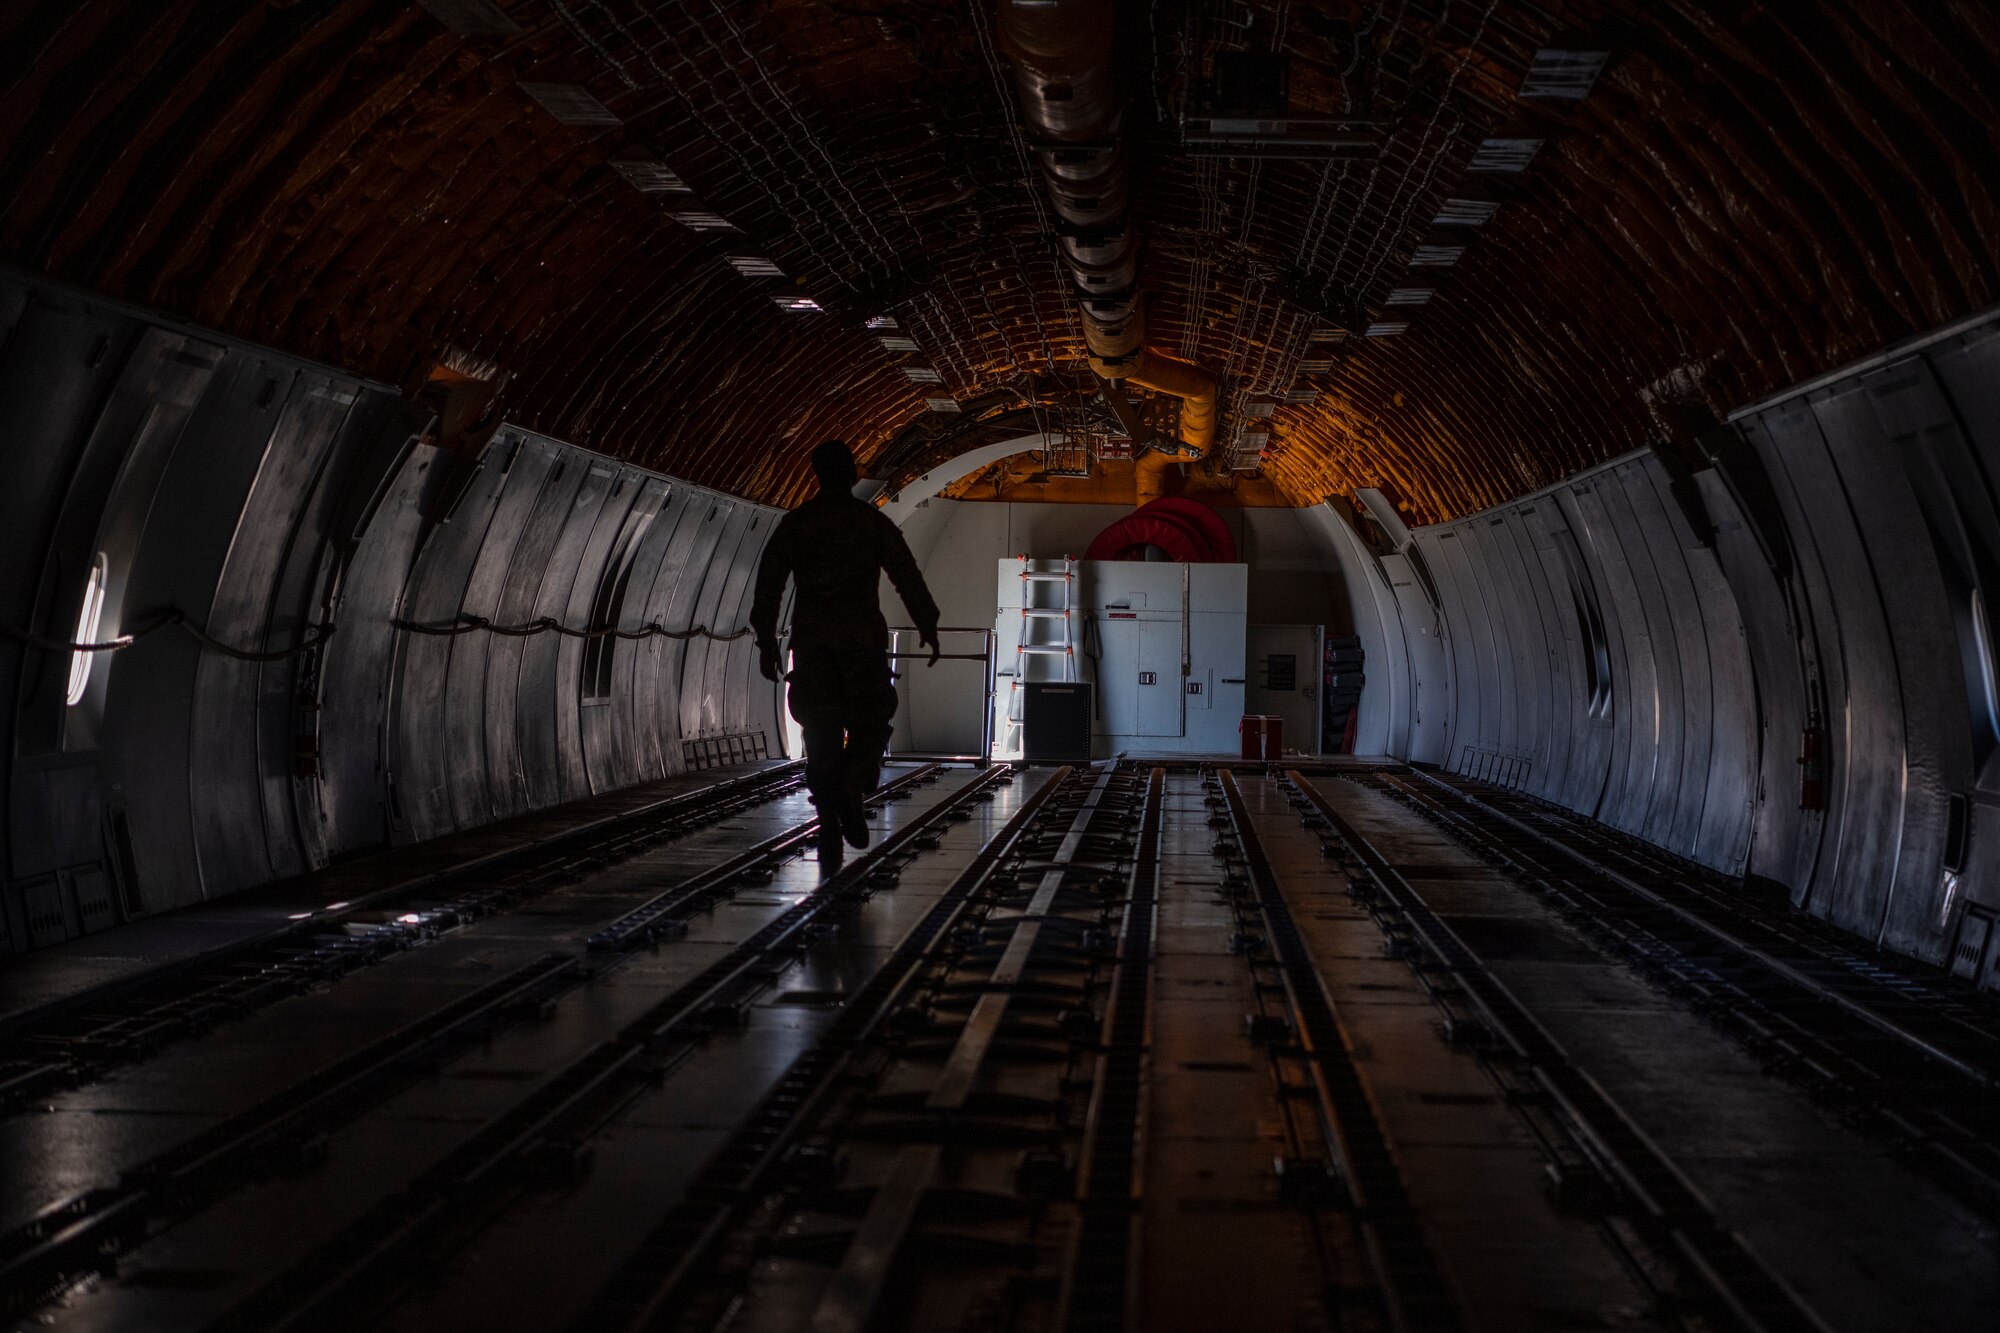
2,760,1997,1331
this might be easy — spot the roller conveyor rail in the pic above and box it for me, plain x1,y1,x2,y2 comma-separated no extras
0,955,579,1314
0,765,947,1319
198,763,1007,1333
1414,768,2000,1072
1370,767,2000,1219
807,766,1128,1333
571,765,1075,1332
1212,768,1463,1333
1056,766,1163,1332
1286,771,1832,1333
575,764,1156,1333
0,760,808,1113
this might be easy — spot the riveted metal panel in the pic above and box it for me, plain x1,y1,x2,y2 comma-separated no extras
441,435,559,829
1640,457,1759,875
1413,526,1489,771
681,501,757,740
179,367,378,893
106,349,289,911
514,455,617,814
1698,460,1815,889
23,326,223,756
265,391,409,874
1560,479,1655,837
1524,502,1612,816
1310,502,1420,759
1482,511,1554,781
319,443,435,856
579,476,673,794
704,505,771,740
1845,362,1980,958
1335,514,1410,758
1423,527,1485,765
658,496,732,743
1505,509,1566,786
388,449,509,843
1451,523,1511,766
1610,462,1703,856
1491,504,1571,804
1928,322,2000,544
481,445,583,819
627,487,708,781
552,469,647,802
1457,521,1524,772
11,325,221,925
1386,546,1452,764
607,479,682,787
0,289,138,915
1754,395,1901,938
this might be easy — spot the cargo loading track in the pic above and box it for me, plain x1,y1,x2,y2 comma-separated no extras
1283,771,1830,1333
198,763,1009,1333
1414,768,2000,1071
0,762,812,1114
1209,768,1463,1332
13,758,1987,1332
0,763,946,1319
1365,767,2000,1219
575,764,1151,1333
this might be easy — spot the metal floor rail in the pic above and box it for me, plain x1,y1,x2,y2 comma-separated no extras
1287,771,1830,1333
0,761,808,1113
1213,768,1464,1333
1432,768,2000,1040
573,764,1160,1333
199,764,997,1333
1056,766,1163,1332
1416,768,2000,1068
1371,768,2000,1221
0,764,938,1320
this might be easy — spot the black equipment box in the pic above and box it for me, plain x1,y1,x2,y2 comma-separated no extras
1022,682,1093,762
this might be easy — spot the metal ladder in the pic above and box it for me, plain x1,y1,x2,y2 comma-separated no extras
1004,556,1076,752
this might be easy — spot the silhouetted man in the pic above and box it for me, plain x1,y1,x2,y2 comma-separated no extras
752,440,940,870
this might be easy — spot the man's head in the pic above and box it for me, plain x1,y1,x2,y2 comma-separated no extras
811,439,858,493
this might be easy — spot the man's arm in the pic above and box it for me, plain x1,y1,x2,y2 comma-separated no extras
749,520,793,680
875,512,942,663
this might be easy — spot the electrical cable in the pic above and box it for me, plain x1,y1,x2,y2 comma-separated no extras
2,610,753,660
394,615,753,643
0,609,337,663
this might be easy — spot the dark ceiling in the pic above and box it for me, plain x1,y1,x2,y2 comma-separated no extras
2,1,1995,520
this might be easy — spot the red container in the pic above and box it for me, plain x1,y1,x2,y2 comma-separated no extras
1239,714,1282,761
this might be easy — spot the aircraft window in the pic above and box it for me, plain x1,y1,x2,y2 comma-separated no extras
66,554,107,706
1970,589,2000,759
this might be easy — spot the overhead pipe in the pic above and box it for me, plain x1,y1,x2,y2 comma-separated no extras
998,0,1218,498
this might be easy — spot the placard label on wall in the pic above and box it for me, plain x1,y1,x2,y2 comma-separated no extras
1138,671,1157,685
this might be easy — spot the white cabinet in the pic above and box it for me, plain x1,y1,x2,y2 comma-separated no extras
998,559,1245,756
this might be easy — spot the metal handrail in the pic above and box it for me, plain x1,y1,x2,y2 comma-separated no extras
885,625,996,763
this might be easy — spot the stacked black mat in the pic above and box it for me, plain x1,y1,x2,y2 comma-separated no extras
1322,635,1364,752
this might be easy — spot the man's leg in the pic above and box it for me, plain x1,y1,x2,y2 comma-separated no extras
800,719,847,814
788,659,848,871
836,650,899,840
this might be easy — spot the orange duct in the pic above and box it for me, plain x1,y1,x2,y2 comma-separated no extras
1127,349,1217,451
